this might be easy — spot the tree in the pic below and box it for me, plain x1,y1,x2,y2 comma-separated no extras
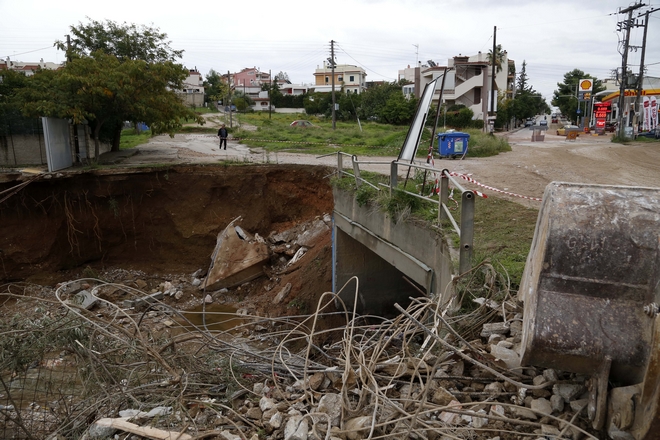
551,69,605,124
517,60,530,93
19,51,202,158
50,18,200,152
0,69,30,136
487,44,505,73
274,71,290,82
357,81,416,124
55,18,182,63
204,69,229,105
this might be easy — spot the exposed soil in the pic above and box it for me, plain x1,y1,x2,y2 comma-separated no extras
0,164,335,319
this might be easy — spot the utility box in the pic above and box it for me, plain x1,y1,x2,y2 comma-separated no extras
437,132,469,159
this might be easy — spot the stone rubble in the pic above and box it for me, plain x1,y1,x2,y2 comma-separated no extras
44,216,603,440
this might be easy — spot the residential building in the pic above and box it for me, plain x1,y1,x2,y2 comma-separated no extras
313,62,366,94
1,57,63,75
399,52,515,124
233,67,270,98
279,84,309,95
179,68,205,107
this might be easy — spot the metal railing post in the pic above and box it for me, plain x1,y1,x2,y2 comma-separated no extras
439,173,449,223
337,152,343,178
352,155,362,188
459,190,475,274
390,161,398,196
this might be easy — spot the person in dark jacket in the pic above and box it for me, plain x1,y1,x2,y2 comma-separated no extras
218,124,228,150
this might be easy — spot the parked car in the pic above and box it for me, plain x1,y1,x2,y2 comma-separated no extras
605,122,616,133
539,120,548,126
290,120,316,127
551,117,558,123
557,124,580,136
524,119,534,127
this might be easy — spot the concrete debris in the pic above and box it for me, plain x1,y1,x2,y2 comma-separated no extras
123,291,164,309
272,283,292,305
283,413,308,440
287,247,307,267
481,322,510,337
489,343,521,370
69,289,98,310
202,221,270,291
295,218,330,248
204,294,213,304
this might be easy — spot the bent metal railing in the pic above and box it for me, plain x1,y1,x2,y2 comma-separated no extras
326,152,474,275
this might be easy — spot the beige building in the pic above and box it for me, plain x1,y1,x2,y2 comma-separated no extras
313,62,366,94
178,68,205,107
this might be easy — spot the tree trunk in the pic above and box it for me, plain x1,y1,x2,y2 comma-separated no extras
93,124,101,161
111,122,122,152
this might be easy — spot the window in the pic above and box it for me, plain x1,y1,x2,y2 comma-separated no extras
338,76,343,81
325,77,329,83
349,75,354,82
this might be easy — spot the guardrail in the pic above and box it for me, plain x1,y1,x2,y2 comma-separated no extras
324,152,474,274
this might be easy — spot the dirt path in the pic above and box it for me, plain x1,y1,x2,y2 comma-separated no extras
125,128,660,207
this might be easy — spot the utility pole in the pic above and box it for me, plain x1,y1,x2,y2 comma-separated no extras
269,69,272,120
330,40,336,130
635,10,649,130
616,3,645,138
489,26,497,134
66,35,72,63
66,34,81,163
227,70,233,128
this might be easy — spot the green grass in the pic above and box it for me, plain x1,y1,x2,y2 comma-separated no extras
119,128,151,150
192,107,219,114
221,112,511,158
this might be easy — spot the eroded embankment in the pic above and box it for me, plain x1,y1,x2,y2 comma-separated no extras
0,164,334,283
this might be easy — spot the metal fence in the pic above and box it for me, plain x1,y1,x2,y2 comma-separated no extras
331,152,475,274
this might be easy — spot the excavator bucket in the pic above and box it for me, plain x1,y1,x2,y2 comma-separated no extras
519,182,660,385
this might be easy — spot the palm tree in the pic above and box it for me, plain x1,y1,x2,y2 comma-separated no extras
487,44,505,73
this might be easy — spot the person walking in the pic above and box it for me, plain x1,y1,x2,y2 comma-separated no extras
218,124,228,150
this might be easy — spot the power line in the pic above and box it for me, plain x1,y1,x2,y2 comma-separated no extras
0,45,58,59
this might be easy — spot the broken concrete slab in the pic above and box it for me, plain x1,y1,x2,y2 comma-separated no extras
202,222,270,291
123,292,164,309
296,218,330,248
69,290,98,310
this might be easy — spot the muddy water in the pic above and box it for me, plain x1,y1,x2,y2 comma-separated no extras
178,303,241,332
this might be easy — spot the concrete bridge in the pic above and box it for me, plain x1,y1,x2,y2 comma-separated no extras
330,155,475,317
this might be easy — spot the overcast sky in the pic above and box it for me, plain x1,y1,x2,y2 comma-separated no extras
2,0,659,105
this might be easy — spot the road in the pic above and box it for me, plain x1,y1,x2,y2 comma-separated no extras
122,126,660,207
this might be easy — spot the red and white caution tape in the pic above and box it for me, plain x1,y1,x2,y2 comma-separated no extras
444,172,542,202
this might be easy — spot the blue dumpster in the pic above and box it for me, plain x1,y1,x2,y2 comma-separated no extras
437,131,469,159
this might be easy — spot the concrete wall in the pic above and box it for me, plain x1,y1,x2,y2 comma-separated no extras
0,134,47,166
1,129,112,167
333,188,455,316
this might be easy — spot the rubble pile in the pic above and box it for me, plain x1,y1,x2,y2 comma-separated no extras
0,222,601,439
